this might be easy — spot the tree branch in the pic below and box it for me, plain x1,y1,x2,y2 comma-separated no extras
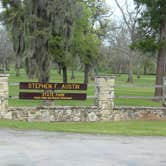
114,0,131,31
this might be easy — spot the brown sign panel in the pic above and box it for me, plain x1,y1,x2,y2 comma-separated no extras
20,82,87,90
19,92,87,100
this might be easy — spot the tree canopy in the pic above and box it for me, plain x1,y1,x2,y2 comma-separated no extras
0,0,107,83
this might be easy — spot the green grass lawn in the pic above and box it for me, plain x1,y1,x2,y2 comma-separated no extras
0,120,166,136
7,68,162,107
115,74,162,107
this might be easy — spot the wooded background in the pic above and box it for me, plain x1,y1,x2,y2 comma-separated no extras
0,0,165,98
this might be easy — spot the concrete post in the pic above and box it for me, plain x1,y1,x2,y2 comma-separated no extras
0,74,9,112
95,76,115,120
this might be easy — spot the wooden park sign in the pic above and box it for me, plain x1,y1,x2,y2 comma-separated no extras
20,82,87,90
19,82,87,100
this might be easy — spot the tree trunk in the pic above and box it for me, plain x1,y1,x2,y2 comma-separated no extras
5,59,10,71
15,54,21,77
58,63,62,75
84,64,89,84
89,66,95,81
35,36,50,84
165,62,166,75
154,19,166,98
39,75,49,83
58,67,62,75
118,64,122,77
154,51,165,97
137,63,141,79
71,66,75,80
62,65,67,83
2,53,6,73
127,51,133,83
144,63,147,75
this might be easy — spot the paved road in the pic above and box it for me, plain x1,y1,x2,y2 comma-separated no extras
0,129,166,166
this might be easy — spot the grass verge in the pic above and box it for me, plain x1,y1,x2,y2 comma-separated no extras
0,120,166,136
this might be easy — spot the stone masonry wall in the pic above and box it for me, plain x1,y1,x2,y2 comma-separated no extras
0,74,9,113
3,106,98,122
1,106,166,122
1,75,166,122
95,76,115,121
113,106,166,121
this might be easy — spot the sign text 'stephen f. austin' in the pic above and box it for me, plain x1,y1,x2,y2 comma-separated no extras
20,82,87,90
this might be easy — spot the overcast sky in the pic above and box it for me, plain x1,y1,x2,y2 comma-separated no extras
106,0,134,20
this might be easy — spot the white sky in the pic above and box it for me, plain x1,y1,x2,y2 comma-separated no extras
105,0,134,20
